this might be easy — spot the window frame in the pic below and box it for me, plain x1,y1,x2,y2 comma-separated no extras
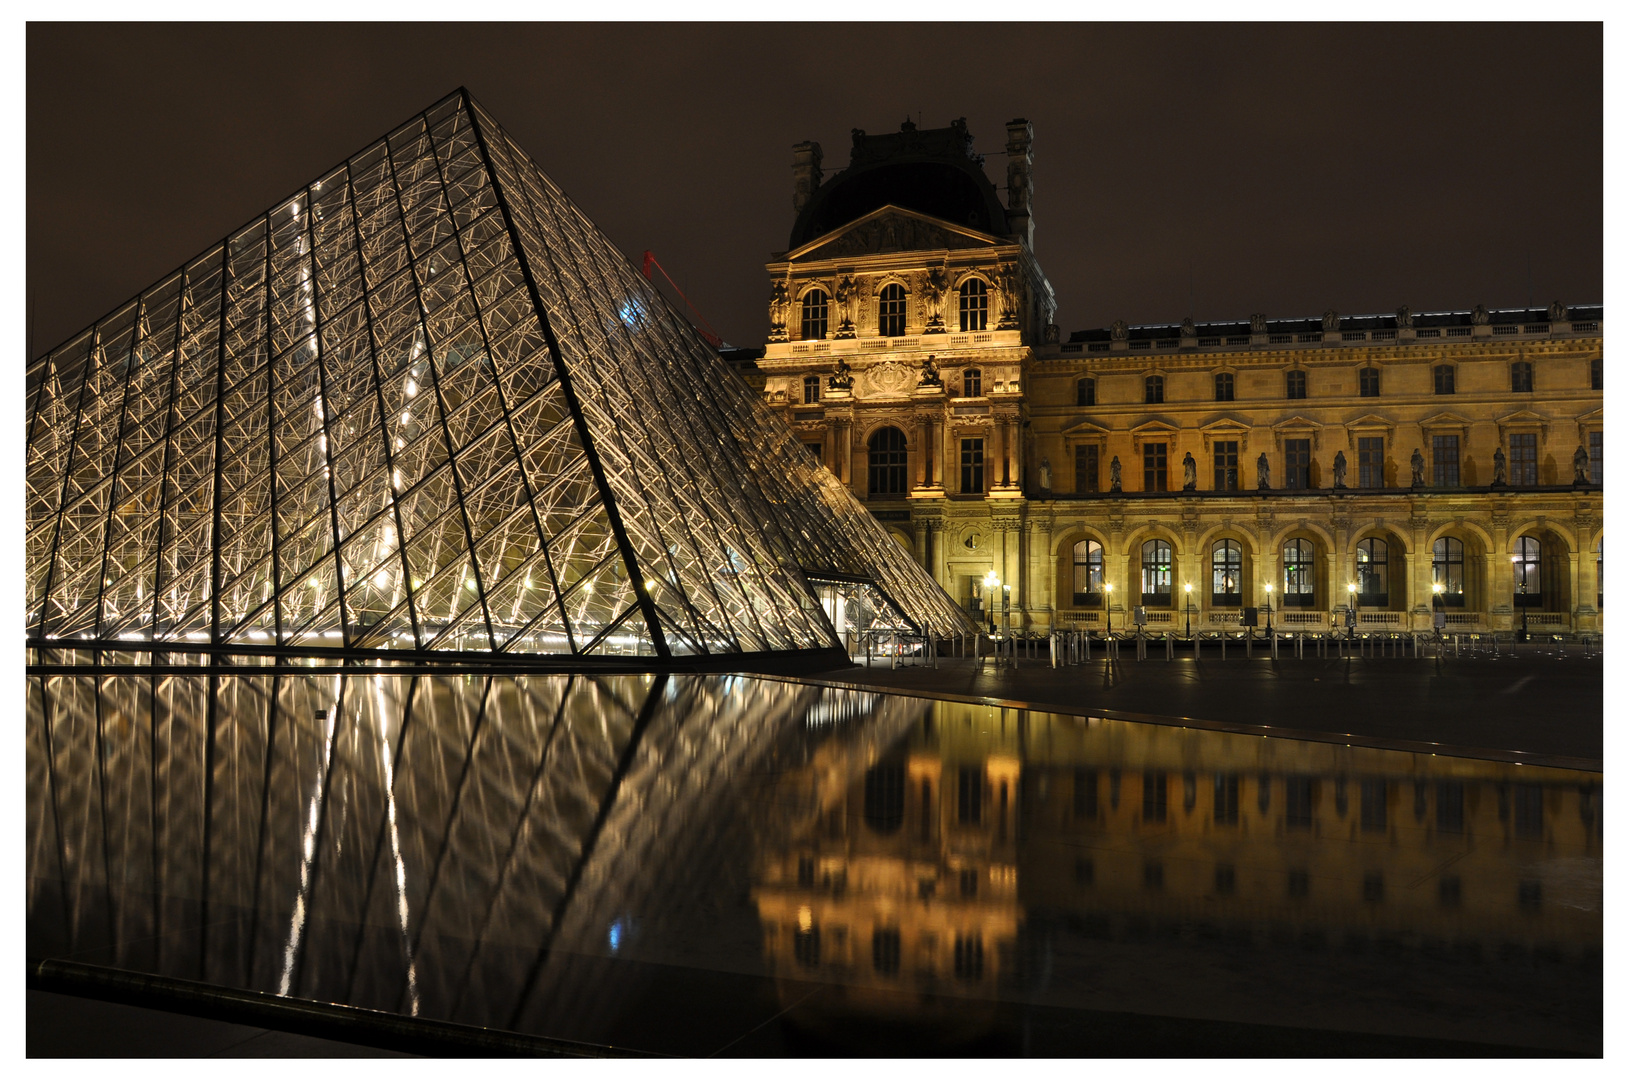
962,368,982,398
867,426,909,496
1213,440,1239,491
1214,371,1235,402
1356,537,1388,606
1508,432,1538,486
1432,537,1466,606
1432,434,1460,487
1358,366,1381,397
1211,539,1242,606
1282,537,1316,606
878,282,908,337
1283,438,1312,490
1433,364,1455,395
1074,443,1099,493
1076,377,1095,407
800,288,829,341
1144,374,1164,404
802,374,820,404
1143,441,1168,492
1357,436,1385,489
959,437,984,494
1512,534,1542,605
1286,369,1306,400
1072,538,1104,606
1510,360,1533,393
1140,539,1173,606
957,278,988,332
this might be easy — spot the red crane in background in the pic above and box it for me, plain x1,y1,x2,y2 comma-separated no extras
640,250,725,348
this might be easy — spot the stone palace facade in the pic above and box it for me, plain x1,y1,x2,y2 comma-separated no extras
752,117,1603,638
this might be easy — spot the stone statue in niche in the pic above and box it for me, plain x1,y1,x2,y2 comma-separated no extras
1470,304,1491,326
1323,310,1340,332
827,356,853,391
1181,317,1197,337
1256,452,1271,491
833,275,858,337
1110,319,1129,341
921,266,949,331
1332,450,1348,488
917,354,942,387
1182,452,1197,491
1109,456,1123,492
1039,457,1053,493
767,279,790,341
1411,447,1427,487
1493,446,1507,486
1250,312,1268,334
1549,300,1568,322
1395,305,1414,328
1574,443,1592,484
1044,323,1061,344
997,262,1022,328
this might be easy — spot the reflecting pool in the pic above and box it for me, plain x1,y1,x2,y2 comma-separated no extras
27,672,1601,1055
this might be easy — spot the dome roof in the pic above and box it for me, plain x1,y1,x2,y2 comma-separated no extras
789,119,1008,250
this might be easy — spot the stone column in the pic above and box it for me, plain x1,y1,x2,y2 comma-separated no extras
930,518,947,588
1030,513,1054,632
943,421,957,494
911,417,927,490
1575,511,1598,632
988,420,1005,491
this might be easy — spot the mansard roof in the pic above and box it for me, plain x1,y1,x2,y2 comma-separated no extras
789,118,1009,249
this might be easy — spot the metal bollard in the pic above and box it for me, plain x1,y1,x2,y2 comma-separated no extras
1166,634,1174,660
1271,633,1279,659
1296,634,1304,660
1083,633,1091,662
1245,633,1253,659
1194,634,1201,660
1221,634,1227,661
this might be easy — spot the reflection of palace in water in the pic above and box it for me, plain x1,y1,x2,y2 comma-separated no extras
751,700,1601,1048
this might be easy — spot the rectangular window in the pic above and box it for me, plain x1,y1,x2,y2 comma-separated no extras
1213,441,1239,491
1359,367,1381,397
1284,439,1311,490
958,767,982,824
1077,378,1095,406
1509,433,1538,486
1358,436,1384,489
1511,361,1533,393
1075,444,1099,494
803,375,820,404
1143,773,1168,823
1433,365,1455,394
1432,435,1460,487
1074,769,1098,819
1590,431,1602,486
1360,780,1387,832
1285,777,1314,829
1591,357,1603,391
962,369,982,397
1214,774,1240,826
1214,372,1235,401
1145,375,1164,404
1286,369,1306,399
1143,442,1168,492
960,438,984,494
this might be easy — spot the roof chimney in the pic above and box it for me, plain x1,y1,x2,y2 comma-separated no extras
791,141,823,216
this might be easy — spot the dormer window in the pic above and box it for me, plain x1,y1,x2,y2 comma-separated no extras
958,279,988,332
879,283,907,337
801,289,828,340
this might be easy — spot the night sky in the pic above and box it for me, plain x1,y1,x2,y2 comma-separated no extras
27,23,1601,360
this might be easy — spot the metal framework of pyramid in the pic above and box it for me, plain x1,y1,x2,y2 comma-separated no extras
26,89,974,661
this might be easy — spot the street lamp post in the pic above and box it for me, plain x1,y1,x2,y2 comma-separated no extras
1183,582,1193,638
982,570,1000,639
1104,582,1114,637
1263,582,1273,637
1348,581,1358,640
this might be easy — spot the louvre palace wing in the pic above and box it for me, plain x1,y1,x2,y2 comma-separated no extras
25,89,974,660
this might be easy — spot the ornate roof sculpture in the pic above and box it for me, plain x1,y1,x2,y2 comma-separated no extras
26,89,973,661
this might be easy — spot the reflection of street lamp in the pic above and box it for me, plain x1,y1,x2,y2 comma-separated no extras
1184,582,1193,638
983,570,1000,637
1264,581,1273,636
1512,554,1528,640
1104,582,1114,636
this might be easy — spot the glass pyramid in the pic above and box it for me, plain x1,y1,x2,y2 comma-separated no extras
26,90,974,660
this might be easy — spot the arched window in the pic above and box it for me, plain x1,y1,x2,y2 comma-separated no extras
1076,377,1095,407
1356,537,1388,604
879,283,907,337
1512,535,1542,605
1282,539,1316,606
962,368,982,397
1432,537,1465,606
1145,374,1164,404
1141,539,1173,606
1433,365,1455,395
801,289,829,340
1073,539,1104,606
867,427,908,496
1211,540,1242,605
958,278,988,332
802,375,820,404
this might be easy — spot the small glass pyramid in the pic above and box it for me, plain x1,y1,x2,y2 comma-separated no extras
26,90,974,660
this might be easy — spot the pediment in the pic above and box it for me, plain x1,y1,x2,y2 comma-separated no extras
1343,412,1392,430
788,205,1003,262
1199,415,1251,434
1128,418,1180,436
1271,414,1323,432
1061,417,1113,438
1419,410,1476,430
1494,408,1548,426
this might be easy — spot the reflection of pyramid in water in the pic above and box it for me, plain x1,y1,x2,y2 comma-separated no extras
27,90,973,659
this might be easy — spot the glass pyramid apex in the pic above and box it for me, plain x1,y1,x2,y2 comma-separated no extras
26,89,975,661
